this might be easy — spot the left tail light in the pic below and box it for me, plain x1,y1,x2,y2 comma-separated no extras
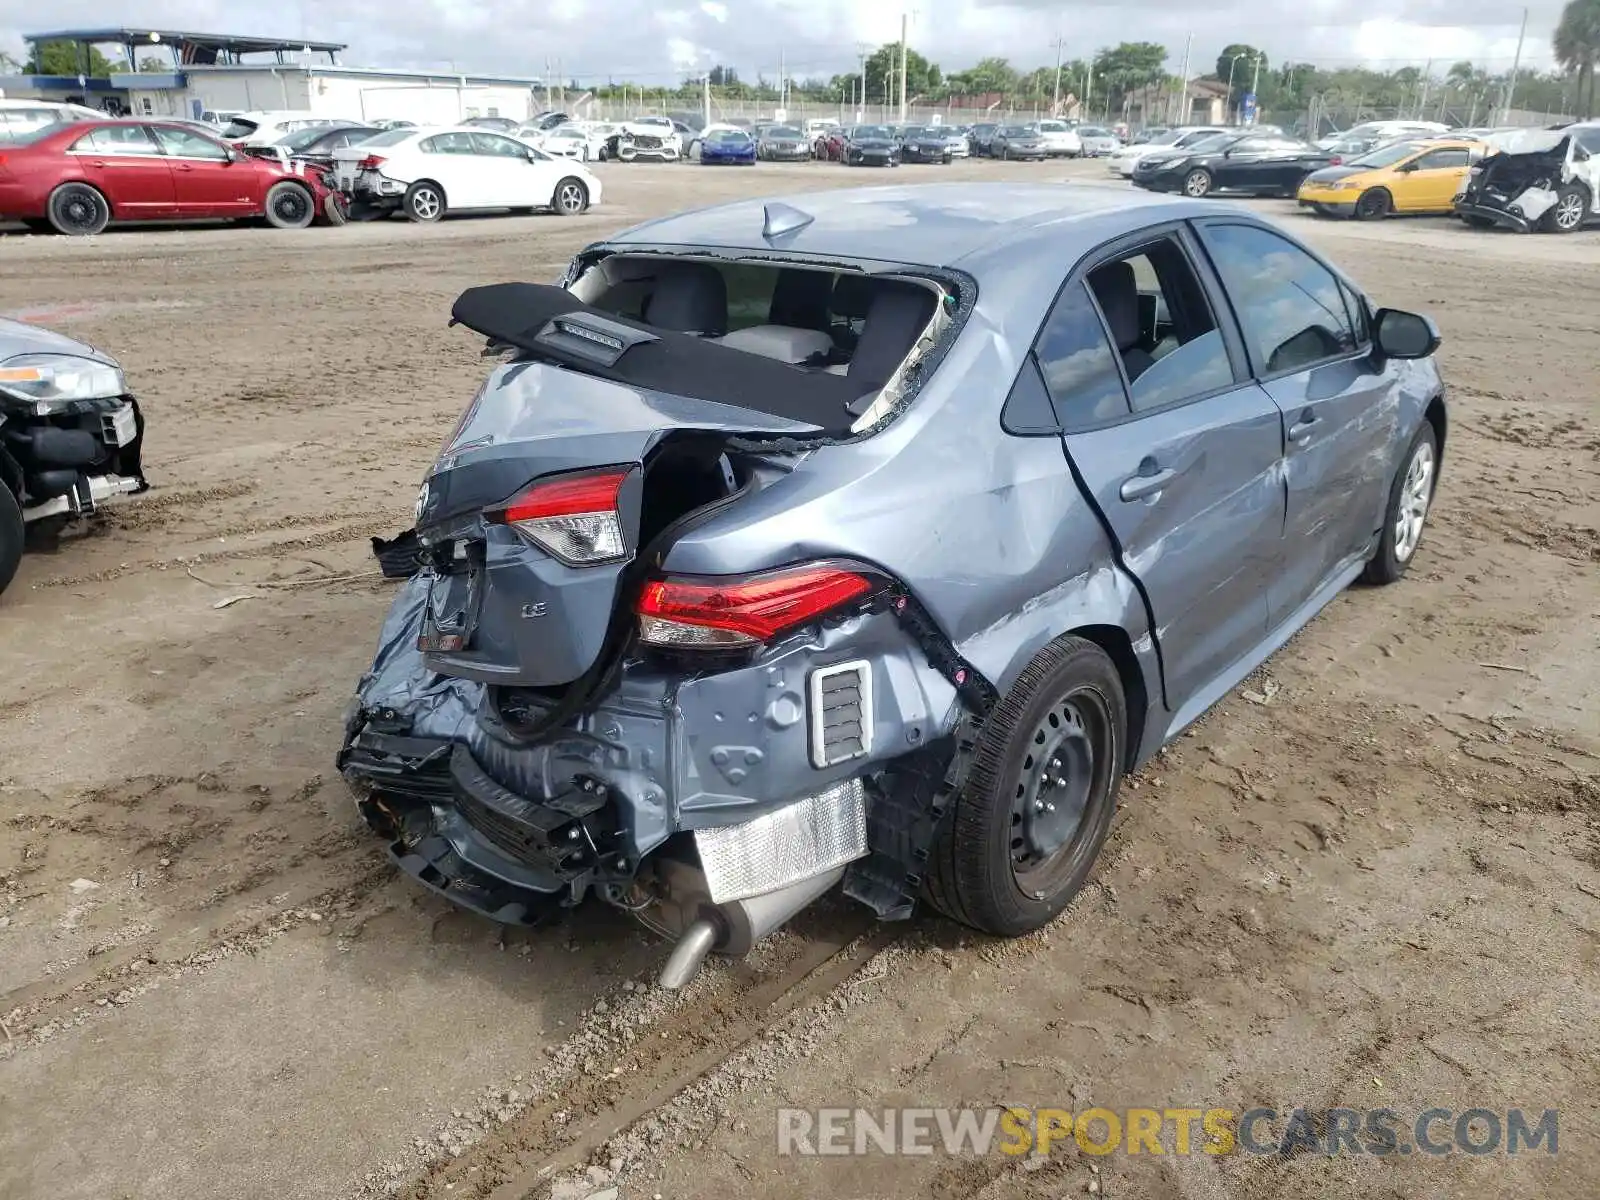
357,154,387,171
489,467,630,565
1328,155,1342,165
636,563,883,649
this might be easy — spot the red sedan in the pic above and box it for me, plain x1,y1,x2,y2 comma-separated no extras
0,119,344,235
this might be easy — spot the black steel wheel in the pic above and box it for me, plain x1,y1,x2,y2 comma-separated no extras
926,635,1125,936
263,181,314,229
47,183,110,236
1354,187,1392,221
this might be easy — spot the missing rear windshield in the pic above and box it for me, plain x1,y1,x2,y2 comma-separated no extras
565,251,964,436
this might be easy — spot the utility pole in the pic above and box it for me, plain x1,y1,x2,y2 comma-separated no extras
1051,34,1064,115
857,43,868,124
1416,58,1432,120
1174,31,1192,125
544,57,552,111
703,69,711,128
898,11,909,124
1501,6,1528,124
1248,51,1262,124
779,48,785,115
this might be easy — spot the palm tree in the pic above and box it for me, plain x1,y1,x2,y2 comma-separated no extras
1553,0,1600,118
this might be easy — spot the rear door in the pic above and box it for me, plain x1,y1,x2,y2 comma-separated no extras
149,124,255,216
65,125,175,217
1194,219,1397,629
1037,226,1286,724
418,131,483,206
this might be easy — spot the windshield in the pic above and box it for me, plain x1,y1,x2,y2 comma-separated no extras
220,117,260,138
1079,127,1112,138
708,128,750,142
356,127,415,149
852,125,891,139
999,125,1030,137
1350,140,1426,168
1036,121,1067,132
1150,129,1185,145
277,125,347,151
1173,133,1236,154
765,126,801,139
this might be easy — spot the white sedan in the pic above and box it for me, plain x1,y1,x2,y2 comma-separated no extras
332,126,602,221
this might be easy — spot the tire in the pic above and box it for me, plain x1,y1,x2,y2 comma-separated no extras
552,177,588,216
403,180,445,223
322,191,349,226
1541,183,1587,233
1362,422,1438,585
1182,168,1212,198
925,636,1126,936
262,180,314,229
47,182,110,236
0,484,23,599
1353,187,1392,221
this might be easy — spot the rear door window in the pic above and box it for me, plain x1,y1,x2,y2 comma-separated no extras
72,125,163,155
422,132,476,154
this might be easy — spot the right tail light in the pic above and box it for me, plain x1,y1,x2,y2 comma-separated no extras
636,563,884,649
356,154,387,171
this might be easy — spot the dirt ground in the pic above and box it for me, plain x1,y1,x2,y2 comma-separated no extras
1,158,1596,1200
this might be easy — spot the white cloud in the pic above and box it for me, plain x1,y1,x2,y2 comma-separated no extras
699,1,728,23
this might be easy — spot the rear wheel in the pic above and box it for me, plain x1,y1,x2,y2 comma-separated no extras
1182,168,1213,198
403,180,445,223
926,636,1125,936
551,177,589,216
322,191,349,225
0,484,23,598
47,182,110,236
1354,187,1392,221
1542,184,1587,233
262,180,314,229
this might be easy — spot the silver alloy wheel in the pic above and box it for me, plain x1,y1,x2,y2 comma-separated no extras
410,187,441,220
1184,169,1211,197
1554,192,1584,230
1393,440,1435,562
556,180,586,214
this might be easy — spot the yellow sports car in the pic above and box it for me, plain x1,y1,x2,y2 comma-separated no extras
1298,138,1484,219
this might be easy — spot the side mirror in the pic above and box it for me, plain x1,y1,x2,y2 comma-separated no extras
1374,308,1440,359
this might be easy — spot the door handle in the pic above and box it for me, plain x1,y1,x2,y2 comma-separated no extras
1287,413,1318,444
87,159,107,168
1119,465,1180,502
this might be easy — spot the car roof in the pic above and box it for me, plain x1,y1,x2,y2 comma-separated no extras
605,182,1213,271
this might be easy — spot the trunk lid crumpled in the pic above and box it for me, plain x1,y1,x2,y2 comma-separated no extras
413,284,852,690
1464,130,1600,224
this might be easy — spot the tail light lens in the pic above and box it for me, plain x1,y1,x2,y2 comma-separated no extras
637,563,880,648
357,154,386,171
491,468,629,565
1328,155,1342,165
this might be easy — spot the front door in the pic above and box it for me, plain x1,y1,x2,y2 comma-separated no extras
1195,219,1399,628
150,124,257,217
65,125,175,218
1034,228,1286,724
468,132,556,209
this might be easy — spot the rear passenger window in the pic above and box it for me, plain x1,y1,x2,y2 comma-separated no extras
422,132,474,154
1032,283,1129,428
1202,223,1358,375
1084,237,1235,413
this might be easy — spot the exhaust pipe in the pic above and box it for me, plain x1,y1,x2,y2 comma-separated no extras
654,865,846,989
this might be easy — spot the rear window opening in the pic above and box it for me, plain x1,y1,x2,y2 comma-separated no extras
567,252,956,434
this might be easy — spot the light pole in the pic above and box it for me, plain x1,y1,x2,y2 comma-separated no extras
1224,52,1254,124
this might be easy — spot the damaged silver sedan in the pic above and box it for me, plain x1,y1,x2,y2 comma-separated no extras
340,184,1449,986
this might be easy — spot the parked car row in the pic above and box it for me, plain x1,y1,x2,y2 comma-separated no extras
1107,119,1600,236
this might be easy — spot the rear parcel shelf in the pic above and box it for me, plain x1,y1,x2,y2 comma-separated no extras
450,282,867,435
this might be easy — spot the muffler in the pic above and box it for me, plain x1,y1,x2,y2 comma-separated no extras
650,863,848,989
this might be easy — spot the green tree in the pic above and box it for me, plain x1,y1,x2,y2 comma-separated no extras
1214,43,1265,90
1094,42,1168,114
1553,0,1600,117
863,42,940,100
137,56,170,73
25,40,115,77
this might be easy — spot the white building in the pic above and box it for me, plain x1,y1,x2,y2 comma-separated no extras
1,28,540,126
142,65,542,125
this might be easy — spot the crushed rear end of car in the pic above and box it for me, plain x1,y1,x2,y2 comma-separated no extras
340,244,982,984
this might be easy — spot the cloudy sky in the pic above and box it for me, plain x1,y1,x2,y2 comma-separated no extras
0,0,1566,83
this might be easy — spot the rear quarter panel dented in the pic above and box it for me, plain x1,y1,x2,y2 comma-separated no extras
662,307,1163,755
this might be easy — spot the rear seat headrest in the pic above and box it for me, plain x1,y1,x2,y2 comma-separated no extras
644,262,728,335
829,273,876,320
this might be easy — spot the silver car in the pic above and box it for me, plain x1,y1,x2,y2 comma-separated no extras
341,184,1447,985
0,320,148,596
1076,125,1123,156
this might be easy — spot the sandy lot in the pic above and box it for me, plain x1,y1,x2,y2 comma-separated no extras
1,159,1596,1200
